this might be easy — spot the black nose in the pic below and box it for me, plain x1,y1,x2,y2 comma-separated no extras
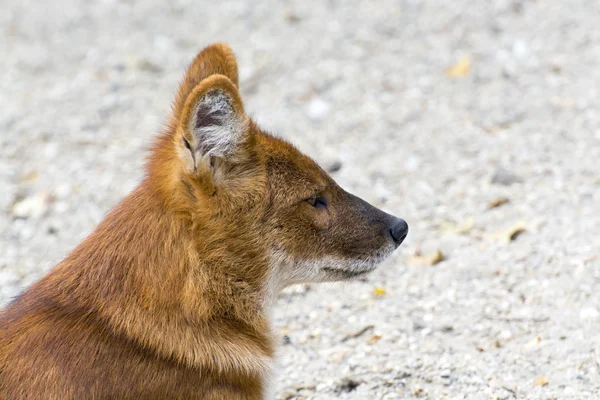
389,218,409,247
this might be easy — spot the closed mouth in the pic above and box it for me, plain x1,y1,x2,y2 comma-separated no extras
322,266,376,279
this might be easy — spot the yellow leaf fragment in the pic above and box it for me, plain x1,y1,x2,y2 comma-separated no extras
534,376,548,387
488,197,510,209
374,287,386,296
429,249,445,264
446,56,471,78
409,250,445,266
488,223,526,244
368,334,382,344
507,225,526,242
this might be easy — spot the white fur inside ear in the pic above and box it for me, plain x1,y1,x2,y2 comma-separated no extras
188,90,246,161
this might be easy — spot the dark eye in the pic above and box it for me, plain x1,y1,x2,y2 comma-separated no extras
307,195,328,209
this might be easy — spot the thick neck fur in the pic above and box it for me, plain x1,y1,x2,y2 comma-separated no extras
14,160,274,376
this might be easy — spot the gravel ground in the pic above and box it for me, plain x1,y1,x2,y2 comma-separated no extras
1,1,599,398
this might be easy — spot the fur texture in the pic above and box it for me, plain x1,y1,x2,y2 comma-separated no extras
0,43,407,399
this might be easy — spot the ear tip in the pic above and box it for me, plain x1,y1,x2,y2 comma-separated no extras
210,42,235,56
174,43,241,125
204,42,239,87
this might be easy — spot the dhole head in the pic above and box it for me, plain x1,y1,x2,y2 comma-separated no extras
155,43,408,294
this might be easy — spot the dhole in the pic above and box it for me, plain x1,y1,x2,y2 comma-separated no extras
0,43,408,399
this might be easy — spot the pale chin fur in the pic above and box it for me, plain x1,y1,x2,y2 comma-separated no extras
263,246,395,306
260,249,394,399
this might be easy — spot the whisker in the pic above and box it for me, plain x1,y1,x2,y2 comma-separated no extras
282,286,295,320
323,281,337,301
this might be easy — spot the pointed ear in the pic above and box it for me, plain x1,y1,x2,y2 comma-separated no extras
178,74,249,172
174,43,239,119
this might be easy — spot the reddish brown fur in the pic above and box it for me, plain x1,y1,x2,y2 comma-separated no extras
1,43,407,399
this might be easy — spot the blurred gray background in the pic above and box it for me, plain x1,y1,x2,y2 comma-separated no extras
1,0,599,398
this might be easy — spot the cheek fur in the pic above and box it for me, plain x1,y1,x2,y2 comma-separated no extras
307,207,332,231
